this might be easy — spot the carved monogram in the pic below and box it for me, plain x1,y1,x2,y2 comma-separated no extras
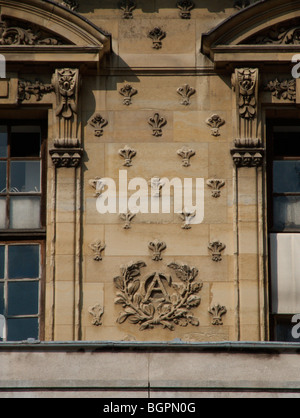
114,261,202,331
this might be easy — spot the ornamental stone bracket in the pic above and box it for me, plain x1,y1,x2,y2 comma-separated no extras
50,68,83,168
231,68,264,168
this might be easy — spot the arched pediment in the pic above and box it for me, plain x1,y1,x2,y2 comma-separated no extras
202,0,300,70
0,0,111,64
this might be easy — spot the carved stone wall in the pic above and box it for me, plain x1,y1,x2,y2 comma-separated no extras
1,0,281,344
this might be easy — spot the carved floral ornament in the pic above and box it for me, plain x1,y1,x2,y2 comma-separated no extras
18,79,54,103
114,261,202,331
177,84,196,106
208,305,227,326
207,179,225,198
89,240,106,261
176,1,195,19
265,79,296,102
148,27,166,49
148,240,167,262
148,113,167,137
119,0,137,19
119,84,138,106
89,304,104,326
89,114,108,137
206,114,225,137
177,146,196,167
0,17,65,46
208,241,226,262
119,145,137,167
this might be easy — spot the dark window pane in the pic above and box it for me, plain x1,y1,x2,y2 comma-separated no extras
10,161,41,193
10,130,41,158
273,196,300,230
0,126,7,158
8,245,40,279
10,196,41,229
273,131,300,157
0,282,4,315
8,281,39,316
274,317,300,342
0,161,7,193
0,246,4,279
7,318,39,342
273,161,300,193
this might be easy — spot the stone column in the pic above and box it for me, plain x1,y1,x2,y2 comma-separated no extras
231,68,265,341
48,68,83,341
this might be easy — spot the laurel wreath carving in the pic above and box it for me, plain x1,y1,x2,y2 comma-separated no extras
114,261,203,331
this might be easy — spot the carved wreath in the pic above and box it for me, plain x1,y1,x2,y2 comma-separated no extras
114,261,202,331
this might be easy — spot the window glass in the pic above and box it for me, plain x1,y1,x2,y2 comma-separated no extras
273,131,300,157
0,198,6,229
10,161,41,193
0,314,4,342
273,161,300,193
0,246,4,279
10,196,41,229
0,126,7,158
7,318,39,342
273,196,300,230
0,161,6,193
8,245,40,279
8,282,39,316
10,128,41,158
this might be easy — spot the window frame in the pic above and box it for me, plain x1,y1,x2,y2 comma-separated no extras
0,241,45,342
0,119,47,342
267,118,300,342
0,120,47,237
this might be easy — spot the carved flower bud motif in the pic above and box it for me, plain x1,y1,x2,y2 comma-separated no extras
119,0,137,19
179,209,196,229
208,304,227,326
177,84,196,106
206,114,225,137
176,0,195,19
207,179,225,198
177,146,196,167
89,304,104,326
119,145,137,167
89,240,106,261
89,114,108,137
148,27,166,49
89,177,106,197
119,84,138,106
150,177,165,198
148,113,167,137
120,210,136,229
208,241,226,262
148,240,167,262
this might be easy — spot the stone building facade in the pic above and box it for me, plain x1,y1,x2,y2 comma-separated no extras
1,0,300,397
